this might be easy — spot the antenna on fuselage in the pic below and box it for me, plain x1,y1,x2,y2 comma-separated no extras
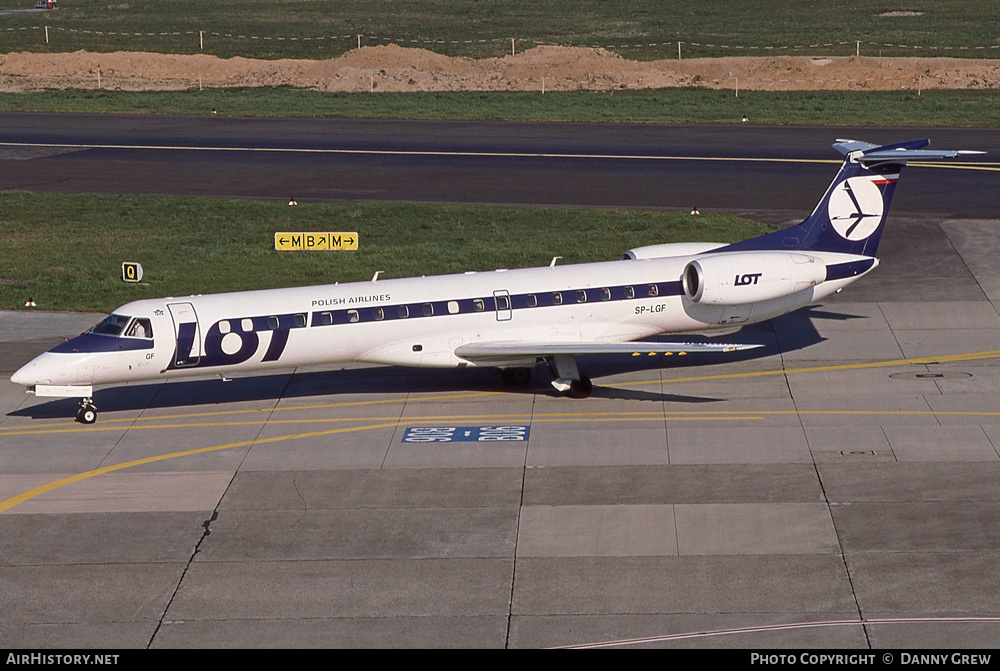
371,271,382,282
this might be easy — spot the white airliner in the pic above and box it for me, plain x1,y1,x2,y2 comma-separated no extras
11,139,980,423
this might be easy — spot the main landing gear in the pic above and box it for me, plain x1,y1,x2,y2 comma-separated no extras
549,374,593,398
76,398,97,424
548,354,593,398
497,355,593,399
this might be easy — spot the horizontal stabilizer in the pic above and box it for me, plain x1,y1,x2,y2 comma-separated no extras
455,340,762,363
833,138,984,165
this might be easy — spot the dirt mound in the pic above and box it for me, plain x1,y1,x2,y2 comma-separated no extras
2,45,999,92
656,55,1000,91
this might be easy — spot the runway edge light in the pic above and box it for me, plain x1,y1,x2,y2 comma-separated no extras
122,262,143,283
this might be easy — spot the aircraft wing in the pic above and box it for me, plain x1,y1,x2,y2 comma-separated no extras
454,340,762,364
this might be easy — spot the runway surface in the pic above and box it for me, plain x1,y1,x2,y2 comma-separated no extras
2,118,1000,648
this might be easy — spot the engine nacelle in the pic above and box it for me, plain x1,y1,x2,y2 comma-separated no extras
682,252,826,305
622,242,724,260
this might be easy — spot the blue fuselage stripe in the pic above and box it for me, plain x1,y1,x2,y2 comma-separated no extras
309,280,682,327
52,279,687,354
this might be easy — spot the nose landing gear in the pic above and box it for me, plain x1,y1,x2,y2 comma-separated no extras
76,398,97,424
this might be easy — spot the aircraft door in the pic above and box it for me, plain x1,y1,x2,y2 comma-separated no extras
168,302,202,367
494,290,512,321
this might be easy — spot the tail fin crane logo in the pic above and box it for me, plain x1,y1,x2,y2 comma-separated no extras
827,177,887,241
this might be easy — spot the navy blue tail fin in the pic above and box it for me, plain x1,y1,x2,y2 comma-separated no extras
722,139,981,256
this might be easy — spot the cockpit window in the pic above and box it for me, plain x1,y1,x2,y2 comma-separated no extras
127,318,153,339
90,314,130,336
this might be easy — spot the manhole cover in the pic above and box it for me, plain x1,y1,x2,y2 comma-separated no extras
889,371,973,380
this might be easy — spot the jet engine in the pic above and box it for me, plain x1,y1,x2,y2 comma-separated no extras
682,252,826,305
622,242,724,260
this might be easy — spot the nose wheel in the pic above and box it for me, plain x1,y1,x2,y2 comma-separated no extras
76,398,97,424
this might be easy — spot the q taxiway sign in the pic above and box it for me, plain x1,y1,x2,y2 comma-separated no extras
121,262,143,283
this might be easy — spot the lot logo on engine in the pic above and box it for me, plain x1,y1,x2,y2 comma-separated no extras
828,177,885,241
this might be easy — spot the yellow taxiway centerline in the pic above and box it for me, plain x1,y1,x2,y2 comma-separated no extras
622,348,1000,388
3,348,999,437
0,421,400,514
5,407,1000,438
0,141,842,163
3,141,998,171
4,347,1000,511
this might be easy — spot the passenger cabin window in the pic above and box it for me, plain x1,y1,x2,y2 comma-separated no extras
398,305,409,319
267,316,279,330
648,284,659,297
576,290,587,303
295,314,307,328
219,320,231,334
127,318,153,338
625,286,635,299
473,299,485,312
526,294,537,308
320,312,333,325
422,303,434,317
496,295,511,311
373,308,384,321
242,318,254,332
447,301,459,314
91,314,130,336
552,292,563,305
348,310,360,323
600,288,611,301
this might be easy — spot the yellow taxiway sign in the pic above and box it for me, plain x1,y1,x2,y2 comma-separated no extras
274,232,358,251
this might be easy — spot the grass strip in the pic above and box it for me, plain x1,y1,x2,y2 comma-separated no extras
2,88,999,126
0,192,775,313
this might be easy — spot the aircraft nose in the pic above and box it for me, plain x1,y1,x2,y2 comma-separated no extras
10,360,37,386
10,353,67,387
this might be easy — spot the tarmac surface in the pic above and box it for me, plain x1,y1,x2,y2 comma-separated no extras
3,214,1000,648
1,114,999,216
2,118,1000,648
